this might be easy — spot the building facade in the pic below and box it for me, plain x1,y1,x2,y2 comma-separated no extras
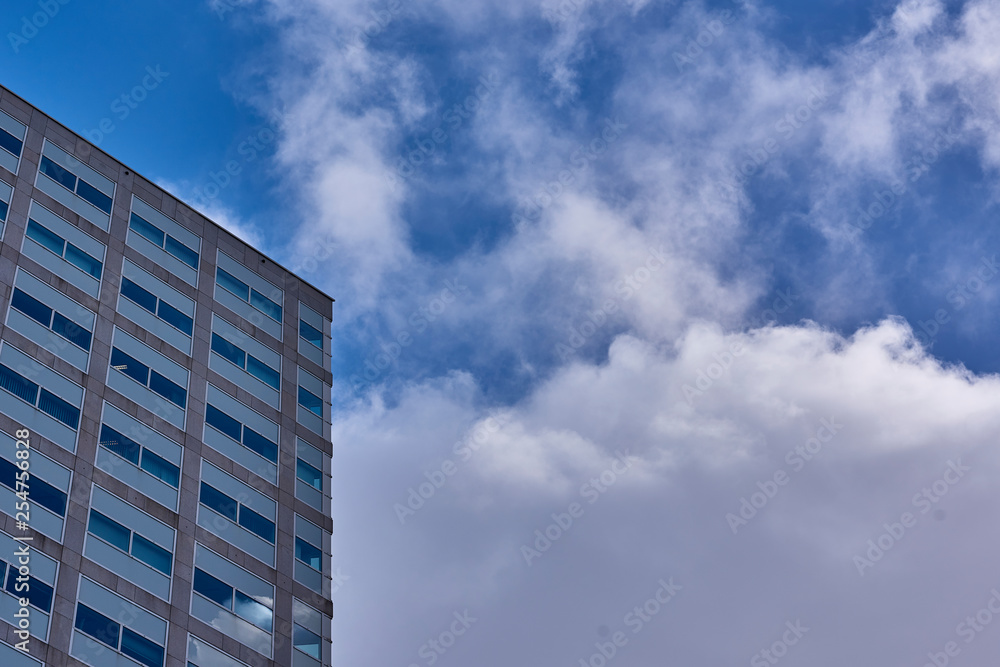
0,85,334,667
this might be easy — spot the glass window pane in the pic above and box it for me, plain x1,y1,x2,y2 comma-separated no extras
199,483,237,522
149,371,186,409
234,590,273,633
75,603,120,649
29,475,67,516
120,277,157,313
140,449,180,488
294,623,322,660
296,459,323,490
25,219,66,256
205,404,242,442
131,533,172,575
110,347,150,385
39,156,77,191
0,128,22,157
246,355,280,390
6,573,53,613
75,178,113,214
295,537,322,571
88,510,131,552
129,213,165,247
64,243,102,279
298,387,323,416
99,424,141,465
0,364,39,404
243,428,278,463
299,319,323,348
238,506,275,543
10,288,53,327
193,568,232,609
51,312,92,351
156,300,193,335
0,200,8,222
216,268,249,301
164,235,198,269
38,389,80,428
0,458,16,491
211,333,245,368
121,627,164,667
250,289,282,322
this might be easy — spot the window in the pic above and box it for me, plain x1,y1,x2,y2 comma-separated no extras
199,482,275,543
0,199,7,223
294,624,322,660
297,458,322,491
0,457,66,516
217,268,282,322
87,509,172,575
0,363,80,428
120,277,194,335
192,568,273,633
110,347,187,408
74,604,164,667
10,288,93,351
298,386,323,417
39,156,113,214
129,212,199,269
211,333,280,389
205,404,278,463
0,127,21,159
0,559,53,612
295,537,323,571
25,219,103,279
299,319,323,349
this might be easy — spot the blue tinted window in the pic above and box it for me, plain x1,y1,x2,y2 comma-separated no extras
28,474,67,516
297,458,322,490
140,449,180,488
193,568,232,609
250,289,282,322
239,506,275,543
295,537,322,571
149,371,186,409
39,156,77,191
129,213,165,247
234,590,272,632
64,243,102,279
211,333,245,368
51,312,92,351
5,571,53,612
216,268,249,301
299,319,323,348
75,178,113,214
89,510,131,552
164,236,198,269
0,128,21,157
111,347,149,385
0,200,7,221
131,534,172,575
294,623,322,660
298,387,323,417
200,483,238,522
38,389,80,428
121,278,157,313
0,458,16,491
25,219,65,256
205,404,242,442
156,300,193,335
75,603,120,648
0,364,39,404
246,355,280,389
10,288,53,327
99,425,141,465
120,628,164,667
243,428,278,463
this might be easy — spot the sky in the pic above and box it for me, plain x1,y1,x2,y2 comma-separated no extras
6,0,1000,664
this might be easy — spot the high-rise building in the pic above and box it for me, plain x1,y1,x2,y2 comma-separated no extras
0,85,334,667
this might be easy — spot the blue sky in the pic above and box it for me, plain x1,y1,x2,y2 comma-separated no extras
9,0,1000,665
